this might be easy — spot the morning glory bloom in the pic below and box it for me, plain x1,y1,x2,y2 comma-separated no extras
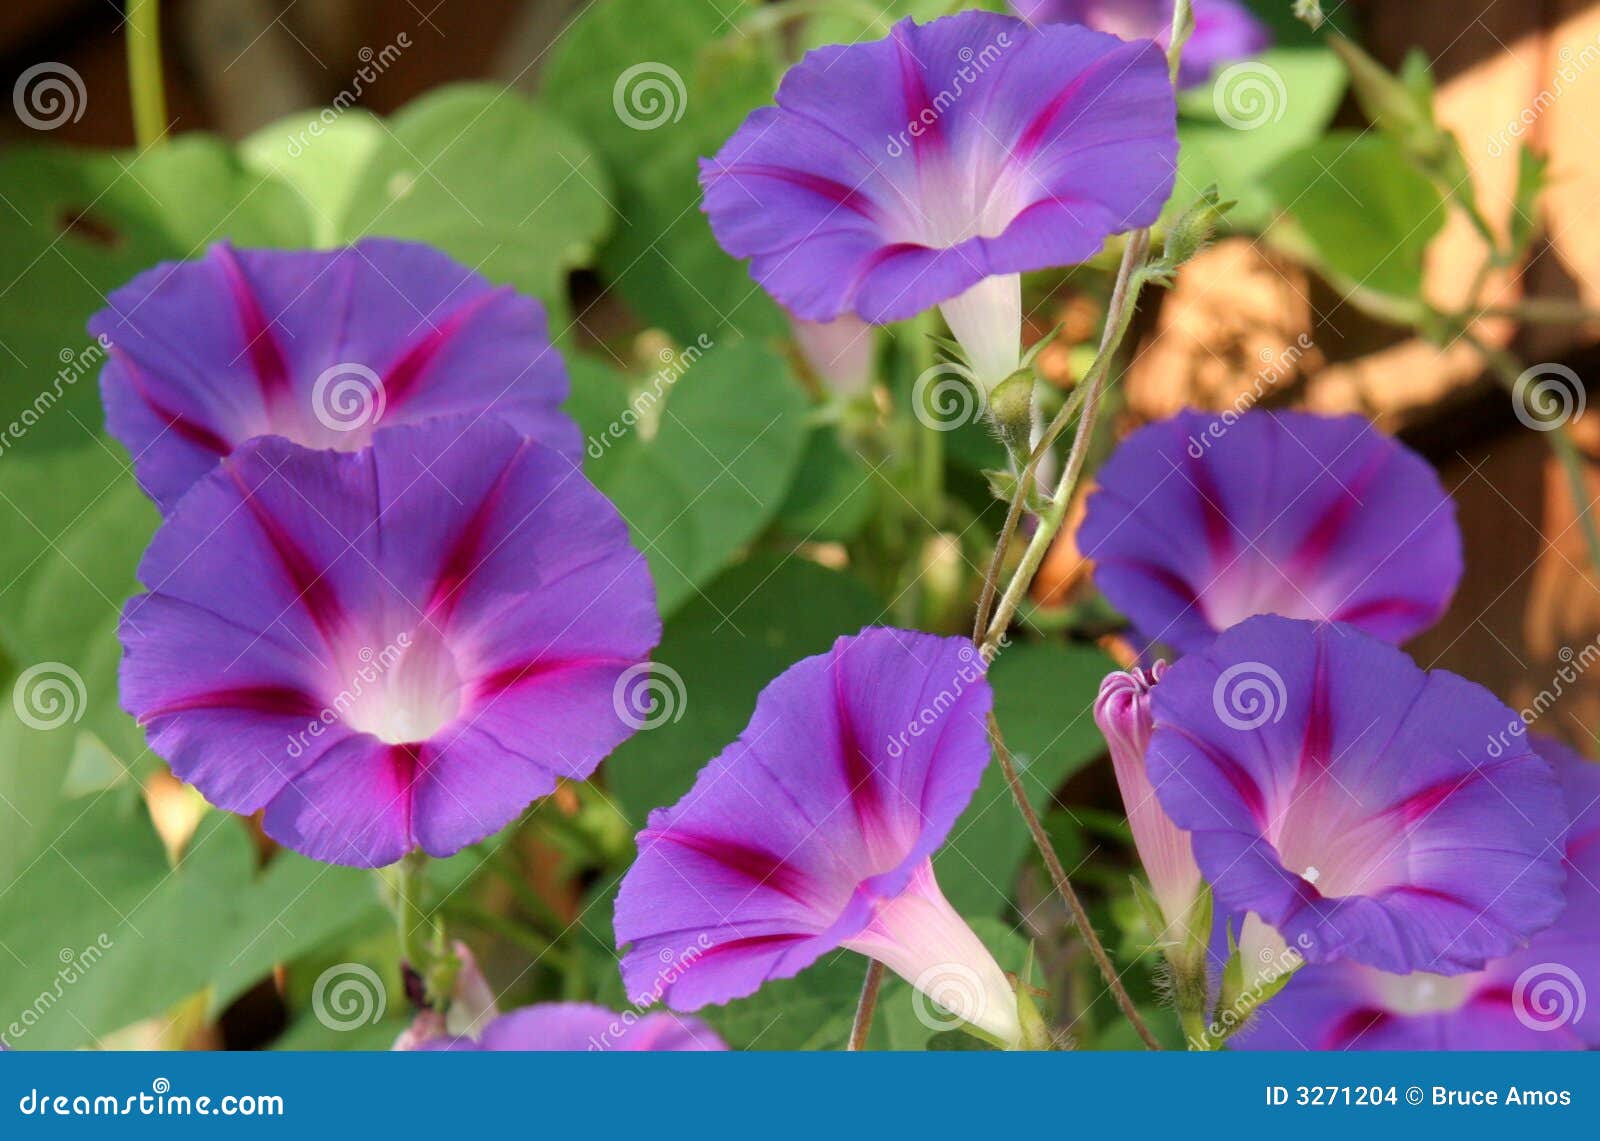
1080,411,1462,653
414,1003,726,1052
119,418,658,867
1094,662,1203,944
1012,1,1271,88
90,239,580,512
1239,740,1600,1050
1147,615,1567,975
700,11,1177,387
615,628,1021,1047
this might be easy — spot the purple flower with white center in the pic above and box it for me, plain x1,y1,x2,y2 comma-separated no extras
615,628,1021,1047
1080,410,1463,653
1012,1,1271,89
700,12,1177,387
1238,739,1600,1050
1147,615,1567,975
412,1003,726,1052
90,239,580,513
1095,662,1204,943
118,417,658,868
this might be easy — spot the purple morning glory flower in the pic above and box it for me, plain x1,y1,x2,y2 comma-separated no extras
1147,615,1567,975
1012,1,1271,88
118,417,658,867
700,11,1176,385
1080,410,1463,653
1239,739,1600,1050
615,628,1021,1047
414,1003,726,1052
89,239,580,512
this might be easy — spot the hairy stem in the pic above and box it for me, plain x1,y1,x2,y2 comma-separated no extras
989,712,1160,1049
847,960,886,1051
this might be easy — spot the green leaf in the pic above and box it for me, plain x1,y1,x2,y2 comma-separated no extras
323,84,612,330
239,113,386,246
0,795,382,1049
1509,146,1549,260
603,554,883,825
578,339,811,616
0,138,308,667
1262,132,1448,301
543,0,785,340
1174,47,1347,230
775,428,879,543
935,642,1116,915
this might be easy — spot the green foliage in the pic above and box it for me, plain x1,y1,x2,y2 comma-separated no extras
1174,47,1347,230
1262,132,1447,302
570,340,811,616
244,85,613,328
936,642,1116,915
544,0,785,340
603,554,885,823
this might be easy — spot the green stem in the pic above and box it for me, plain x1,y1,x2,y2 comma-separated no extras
126,0,168,148
393,850,430,973
979,229,1150,653
911,319,945,528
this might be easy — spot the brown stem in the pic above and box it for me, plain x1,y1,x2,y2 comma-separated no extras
847,960,886,1051
988,711,1161,1050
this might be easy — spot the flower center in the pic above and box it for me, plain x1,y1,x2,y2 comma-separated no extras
338,626,464,745
1271,774,1411,900
1370,968,1480,1016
